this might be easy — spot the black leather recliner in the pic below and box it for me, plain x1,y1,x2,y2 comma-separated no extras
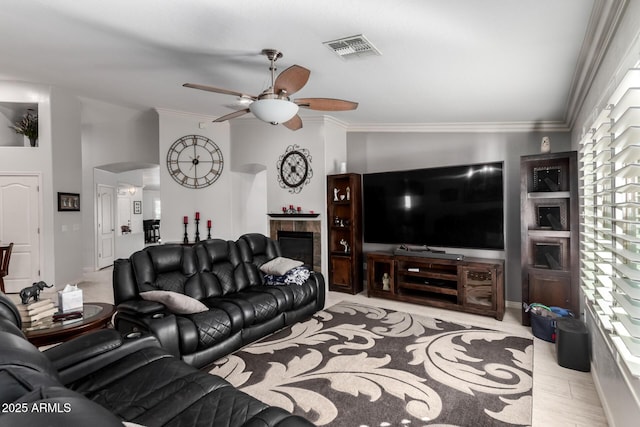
113,233,326,368
0,292,315,426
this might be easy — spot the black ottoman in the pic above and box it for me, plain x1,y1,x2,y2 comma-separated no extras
556,318,590,372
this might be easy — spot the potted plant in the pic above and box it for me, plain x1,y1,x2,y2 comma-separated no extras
9,109,38,147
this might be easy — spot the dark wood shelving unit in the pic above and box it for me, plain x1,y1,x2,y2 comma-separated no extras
326,173,362,294
520,151,579,325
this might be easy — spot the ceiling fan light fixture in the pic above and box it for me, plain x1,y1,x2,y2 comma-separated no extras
250,99,299,124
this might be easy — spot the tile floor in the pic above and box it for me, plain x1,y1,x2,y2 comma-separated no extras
20,267,608,427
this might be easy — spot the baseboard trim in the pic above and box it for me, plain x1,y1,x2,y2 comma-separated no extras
505,300,521,309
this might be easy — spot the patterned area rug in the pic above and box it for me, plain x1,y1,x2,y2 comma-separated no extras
210,302,533,426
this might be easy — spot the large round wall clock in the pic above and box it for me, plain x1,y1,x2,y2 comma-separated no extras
166,135,224,189
277,144,313,193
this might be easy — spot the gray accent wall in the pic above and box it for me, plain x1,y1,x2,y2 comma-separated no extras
347,130,571,305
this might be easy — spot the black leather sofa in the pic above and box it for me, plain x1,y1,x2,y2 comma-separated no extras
113,233,326,368
0,292,315,426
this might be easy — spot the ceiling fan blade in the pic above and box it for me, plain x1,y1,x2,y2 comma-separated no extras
274,65,310,96
282,115,303,131
212,109,251,123
183,83,256,100
295,98,358,111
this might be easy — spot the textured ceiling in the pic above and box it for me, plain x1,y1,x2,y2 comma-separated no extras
0,0,603,129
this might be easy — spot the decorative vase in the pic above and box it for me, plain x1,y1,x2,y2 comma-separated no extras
29,138,37,147
541,136,550,153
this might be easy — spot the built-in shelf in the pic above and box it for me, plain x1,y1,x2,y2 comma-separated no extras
527,191,571,199
527,229,571,238
327,173,362,294
521,151,579,326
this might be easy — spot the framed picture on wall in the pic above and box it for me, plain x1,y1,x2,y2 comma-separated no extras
58,192,80,211
133,200,142,215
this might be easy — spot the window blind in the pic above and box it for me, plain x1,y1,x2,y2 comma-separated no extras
580,67,640,377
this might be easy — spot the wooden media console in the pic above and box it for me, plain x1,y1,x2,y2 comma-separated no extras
367,252,505,320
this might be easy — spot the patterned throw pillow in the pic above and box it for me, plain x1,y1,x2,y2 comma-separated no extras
264,266,311,286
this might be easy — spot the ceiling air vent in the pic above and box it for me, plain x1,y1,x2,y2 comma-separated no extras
323,34,381,60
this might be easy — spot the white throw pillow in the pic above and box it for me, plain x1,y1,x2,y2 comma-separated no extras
140,291,208,314
260,257,304,276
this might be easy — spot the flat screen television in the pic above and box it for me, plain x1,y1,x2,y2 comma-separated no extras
363,162,504,250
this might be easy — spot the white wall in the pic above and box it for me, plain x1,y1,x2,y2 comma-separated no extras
0,81,56,286
0,112,21,146
230,116,346,278
115,169,144,257
0,83,85,286
81,99,159,270
231,117,329,215
158,110,233,242
50,87,83,285
322,119,349,276
231,168,268,237
143,189,161,220
346,129,571,303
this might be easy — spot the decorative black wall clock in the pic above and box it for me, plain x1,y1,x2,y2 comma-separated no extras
277,144,313,193
166,135,224,189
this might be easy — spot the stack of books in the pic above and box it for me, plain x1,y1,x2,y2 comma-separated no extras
18,299,58,331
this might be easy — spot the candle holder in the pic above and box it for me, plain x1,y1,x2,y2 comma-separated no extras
207,225,212,240
183,223,189,244
194,218,200,242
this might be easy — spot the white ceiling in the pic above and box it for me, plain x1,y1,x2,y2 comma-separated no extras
0,0,611,130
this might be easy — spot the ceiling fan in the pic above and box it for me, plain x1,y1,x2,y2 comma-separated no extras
183,49,358,131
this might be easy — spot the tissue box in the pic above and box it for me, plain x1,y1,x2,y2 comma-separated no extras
58,285,83,312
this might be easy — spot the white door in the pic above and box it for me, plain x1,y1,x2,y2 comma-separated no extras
97,185,115,269
0,175,40,293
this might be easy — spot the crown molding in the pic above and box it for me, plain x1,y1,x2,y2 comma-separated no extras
154,111,570,134
345,121,570,133
564,0,629,129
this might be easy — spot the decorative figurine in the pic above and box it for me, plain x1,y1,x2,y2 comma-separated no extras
382,273,390,291
339,239,350,253
346,186,351,201
541,136,551,153
20,281,53,305
334,188,340,201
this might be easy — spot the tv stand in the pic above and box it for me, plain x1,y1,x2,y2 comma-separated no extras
367,252,504,320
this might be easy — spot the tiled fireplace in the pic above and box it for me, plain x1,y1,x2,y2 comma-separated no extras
269,220,321,272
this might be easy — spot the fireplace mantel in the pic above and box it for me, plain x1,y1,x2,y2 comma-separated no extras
267,213,320,218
